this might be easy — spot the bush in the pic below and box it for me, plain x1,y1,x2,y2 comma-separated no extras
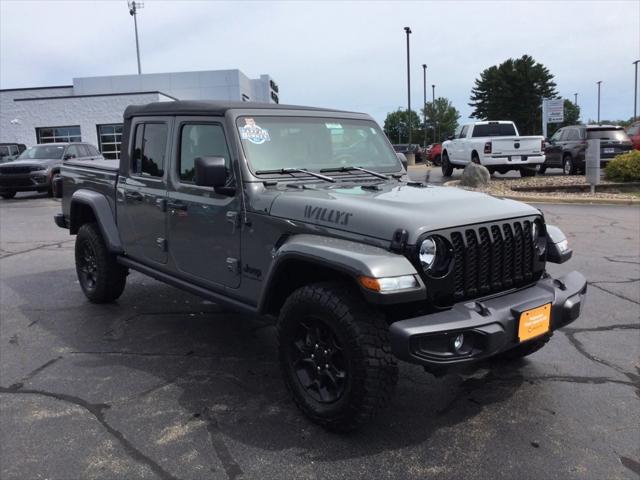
605,150,640,182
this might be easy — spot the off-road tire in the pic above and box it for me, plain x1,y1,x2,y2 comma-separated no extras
75,222,127,303
563,155,576,175
1,191,16,199
497,335,551,360
441,152,454,177
277,282,398,432
519,167,537,177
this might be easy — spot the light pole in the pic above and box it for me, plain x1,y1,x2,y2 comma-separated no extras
431,84,436,142
633,60,639,121
596,81,602,124
404,27,412,147
422,64,427,148
128,1,144,75
574,92,578,106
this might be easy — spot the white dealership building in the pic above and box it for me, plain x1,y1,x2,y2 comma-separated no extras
0,69,279,159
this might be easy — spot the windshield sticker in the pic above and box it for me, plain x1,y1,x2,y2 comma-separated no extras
240,118,271,144
325,123,343,129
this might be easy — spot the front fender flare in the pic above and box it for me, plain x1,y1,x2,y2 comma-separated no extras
258,234,424,312
70,189,123,253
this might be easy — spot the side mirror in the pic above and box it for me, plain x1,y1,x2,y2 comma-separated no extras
396,152,408,170
63,153,75,160
194,156,227,188
447,135,455,141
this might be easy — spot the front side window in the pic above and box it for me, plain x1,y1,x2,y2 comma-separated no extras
550,129,563,142
179,124,231,183
131,123,167,178
237,116,400,173
36,126,81,143
97,124,124,160
65,145,81,159
18,145,66,160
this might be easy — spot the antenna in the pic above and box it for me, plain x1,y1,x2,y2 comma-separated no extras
127,1,144,74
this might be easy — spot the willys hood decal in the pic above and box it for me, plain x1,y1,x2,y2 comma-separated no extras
267,182,539,244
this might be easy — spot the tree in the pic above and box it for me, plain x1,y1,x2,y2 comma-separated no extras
548,99,581,136
383,109,421,144
469,55,557,135
421,97,460,143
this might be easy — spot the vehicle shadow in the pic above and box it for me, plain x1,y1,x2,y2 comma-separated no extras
8,268,529,463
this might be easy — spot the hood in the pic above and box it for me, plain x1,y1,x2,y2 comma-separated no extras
0,158,59,170
267,181,539,244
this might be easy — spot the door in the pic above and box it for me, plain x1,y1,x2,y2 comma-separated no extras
117,119,170,265
453,125,469,163
545,128,564,166
166,118,242,289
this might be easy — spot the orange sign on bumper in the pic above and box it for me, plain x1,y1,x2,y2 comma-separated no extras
518,303,551,342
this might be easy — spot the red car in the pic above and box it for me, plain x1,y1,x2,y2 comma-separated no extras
626,122,640,150
428,143,442,165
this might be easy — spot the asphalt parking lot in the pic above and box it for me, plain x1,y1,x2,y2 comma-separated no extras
1,192,638,480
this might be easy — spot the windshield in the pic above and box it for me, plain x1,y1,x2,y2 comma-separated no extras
587,129,630,142
237,116,401,173
18,145,65,160
472,123,517,137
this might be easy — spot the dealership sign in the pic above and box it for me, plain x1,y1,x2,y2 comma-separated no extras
544,99,564,123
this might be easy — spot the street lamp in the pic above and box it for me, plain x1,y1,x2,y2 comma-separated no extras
422,64,427,148
128,1,144,75
404,27,412,147
596,81,602,124
633,60,639,121
574,92,578,106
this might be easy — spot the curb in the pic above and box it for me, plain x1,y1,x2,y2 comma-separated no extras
442,180,640,206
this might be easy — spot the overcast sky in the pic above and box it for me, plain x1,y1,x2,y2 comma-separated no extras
1,0,638,125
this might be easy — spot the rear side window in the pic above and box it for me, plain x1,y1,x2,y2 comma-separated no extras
131,123,168,177
471,123,517,137
566,129,579,141
587,129,630,142
179,124,230,183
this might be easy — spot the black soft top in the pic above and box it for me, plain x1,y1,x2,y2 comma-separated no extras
124,100,350,119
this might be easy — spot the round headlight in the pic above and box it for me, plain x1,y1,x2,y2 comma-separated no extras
418,235,452,277
419,237,437,270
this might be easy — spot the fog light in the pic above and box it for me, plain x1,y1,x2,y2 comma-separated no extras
452,333,465,353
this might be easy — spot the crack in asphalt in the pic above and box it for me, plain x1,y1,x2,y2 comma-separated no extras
0,240,74,260
590,278,640,285
603,256,640,266
563,323,640,333
202,409,243,480
588,283,640,305
0,384,178,480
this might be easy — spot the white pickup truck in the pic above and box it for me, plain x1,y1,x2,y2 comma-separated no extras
441,121,545,177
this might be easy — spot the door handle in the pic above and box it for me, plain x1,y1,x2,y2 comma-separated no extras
125,191,143,201
167,201,188,211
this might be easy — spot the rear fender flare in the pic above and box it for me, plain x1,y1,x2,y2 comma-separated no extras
70,189,123,253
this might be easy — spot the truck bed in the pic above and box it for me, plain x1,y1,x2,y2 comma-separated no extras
60,160,119,223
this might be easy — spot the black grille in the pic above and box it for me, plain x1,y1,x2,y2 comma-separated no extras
450,219,537,302
0,166,32,174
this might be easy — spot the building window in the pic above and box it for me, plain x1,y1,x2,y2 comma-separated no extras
36,126,81,143
242,94,250,102
97,124,124,160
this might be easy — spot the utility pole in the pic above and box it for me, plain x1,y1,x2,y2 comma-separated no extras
633,60,639,121
128,1,144,75
431,84,436,142
404,27,412,147
422,64,427,148
596,81,602,124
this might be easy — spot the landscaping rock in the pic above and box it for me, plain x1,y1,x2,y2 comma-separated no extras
460,163,491,187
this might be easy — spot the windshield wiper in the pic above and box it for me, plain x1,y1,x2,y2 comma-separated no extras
320,165,389,180
255,168,335,183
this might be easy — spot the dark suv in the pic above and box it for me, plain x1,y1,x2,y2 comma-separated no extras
542,125,633,175
0,142,102,199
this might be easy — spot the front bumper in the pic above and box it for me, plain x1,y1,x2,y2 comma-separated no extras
389,271,587,369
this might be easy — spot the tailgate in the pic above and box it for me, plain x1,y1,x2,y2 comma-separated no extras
491,137,543,155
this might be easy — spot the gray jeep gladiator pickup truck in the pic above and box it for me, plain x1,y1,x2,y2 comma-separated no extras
55,101,587,431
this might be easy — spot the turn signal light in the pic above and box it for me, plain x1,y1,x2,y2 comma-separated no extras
358,275,419,293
